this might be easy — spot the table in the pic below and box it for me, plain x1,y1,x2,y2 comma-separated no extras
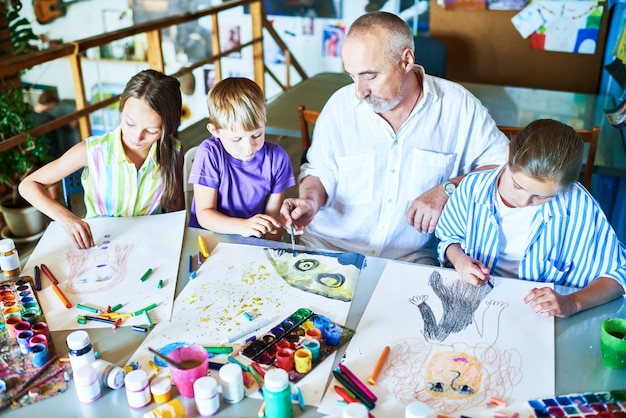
4,226,626,418
263,72,626,178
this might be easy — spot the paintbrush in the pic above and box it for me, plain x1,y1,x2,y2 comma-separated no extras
289,224,296,257
148,347,186,369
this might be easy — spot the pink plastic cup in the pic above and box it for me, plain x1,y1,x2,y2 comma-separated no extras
167,344,208,398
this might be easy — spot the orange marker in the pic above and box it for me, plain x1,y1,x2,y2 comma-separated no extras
51,284,72,308
368,346,390,385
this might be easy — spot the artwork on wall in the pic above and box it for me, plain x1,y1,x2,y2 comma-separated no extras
261,0,342,18
318,261,554,418
127,242,365,406
22,211,187,331
322,23,345,57
511,1,603,54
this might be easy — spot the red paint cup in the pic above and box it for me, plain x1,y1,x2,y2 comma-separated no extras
30,334,48,350
31,322,49,336
275,347,294,371
6,316,22,339
14,320,31,334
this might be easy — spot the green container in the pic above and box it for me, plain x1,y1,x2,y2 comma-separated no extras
263,368,293,418
601,318,626,369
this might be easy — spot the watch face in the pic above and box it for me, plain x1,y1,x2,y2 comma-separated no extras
444,182,455,195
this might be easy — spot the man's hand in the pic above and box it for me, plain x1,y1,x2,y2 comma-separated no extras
405,185,448,233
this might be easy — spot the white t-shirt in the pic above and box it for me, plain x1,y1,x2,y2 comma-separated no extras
301,66,509,262
494,189,540,277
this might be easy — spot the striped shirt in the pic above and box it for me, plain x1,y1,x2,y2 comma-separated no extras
435,167,626,289
82,127,174,218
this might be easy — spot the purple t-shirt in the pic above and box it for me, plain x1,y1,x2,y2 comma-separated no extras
188,137,295,229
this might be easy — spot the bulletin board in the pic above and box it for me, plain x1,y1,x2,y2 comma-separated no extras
429,0,609,93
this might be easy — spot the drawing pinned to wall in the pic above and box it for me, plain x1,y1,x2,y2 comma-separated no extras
511,1,603,54
303,16,315,35
261,0,342,18
220,24,241,58
22,211,186,331
318,261,554,418
322,23,345,57
443,0,486,12
204,66,216,94
127,241,364,406
487,0,526,11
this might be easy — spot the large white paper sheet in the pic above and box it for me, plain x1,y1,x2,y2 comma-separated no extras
319,261,555,418
22,211,186,331
128,242,365,406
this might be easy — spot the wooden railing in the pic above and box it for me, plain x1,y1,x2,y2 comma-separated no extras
0,0,308,154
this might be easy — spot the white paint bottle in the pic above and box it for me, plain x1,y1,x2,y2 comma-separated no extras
193,376,220,416
125,369,152,408
218,363,244,404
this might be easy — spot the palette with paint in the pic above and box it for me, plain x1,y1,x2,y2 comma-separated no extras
527,389,626,418
241,307,354,383
0,275,67,411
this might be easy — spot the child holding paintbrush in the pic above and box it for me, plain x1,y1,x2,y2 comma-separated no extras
188,77,295,241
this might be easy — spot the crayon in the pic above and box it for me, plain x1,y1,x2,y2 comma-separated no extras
338,362,377,402
243,311,253,321
368,346,390,385
148,360,160,372
34,265,41,291
333,368,375,410
204,346,234,354
145,310,153,328
157,279,163,289
251,362,265,378
40,264,59,285
257,401,265,418
334,385,376,418
188,254,193,273
132,325,148,333
113,318,122,329
189,271,197,280
84,315,116,325
248,365,263,385
198,235,209,258
227,355,249,371
51,284,72,308
134,303,157,316
198,251,203,265
139,268,153,282
110,303,123,312
77,303,99,314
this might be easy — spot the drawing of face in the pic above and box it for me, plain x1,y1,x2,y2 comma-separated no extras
264,248,364,302
65,240,133,295
424,351,482,400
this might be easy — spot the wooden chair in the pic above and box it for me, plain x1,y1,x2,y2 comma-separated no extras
497,125,599,192
183,146,199,214
62,168,84,212
297,105,320,164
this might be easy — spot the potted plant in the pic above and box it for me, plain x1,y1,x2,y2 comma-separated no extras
0,6,49,238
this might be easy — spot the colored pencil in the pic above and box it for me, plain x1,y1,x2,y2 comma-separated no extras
334,385,376,418
333,368,375,409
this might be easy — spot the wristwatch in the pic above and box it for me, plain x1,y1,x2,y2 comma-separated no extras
442,181,456,197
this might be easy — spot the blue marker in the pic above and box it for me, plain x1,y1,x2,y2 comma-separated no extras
189,271,197,280
188,255,193,273
243,312,253,321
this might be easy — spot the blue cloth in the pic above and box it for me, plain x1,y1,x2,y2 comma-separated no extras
435,167,626,289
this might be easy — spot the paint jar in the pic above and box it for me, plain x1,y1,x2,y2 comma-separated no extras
263,368,293,418
29,334,48,350
343,402,369,418
294,348,313,373
218,363,244,404
93,359,126,390
74,364,102,403
313,315,330,338
28,343,48,368
303,338,321,362
67,330,96,371
276,347,294,371
16,330,33,354
31,321,49,336
143,398,186,418
325,323,342,346
150,376,172,403
305,327,322,342
0,239,21,279
125,369,152,408
193,376,220,416
405,401,434,418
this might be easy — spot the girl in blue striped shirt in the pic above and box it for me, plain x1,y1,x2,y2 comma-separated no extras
436,119,626,318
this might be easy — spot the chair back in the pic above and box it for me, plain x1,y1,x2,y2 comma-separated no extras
62,168,84,212
414,36,447,78
497,125,599,193
183,146,199,213
297,105,320,152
